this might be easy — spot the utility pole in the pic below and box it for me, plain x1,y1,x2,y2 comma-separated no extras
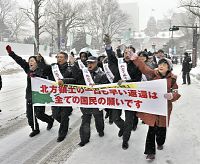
169,25,199,67
192,25,198,67
57,20,61,52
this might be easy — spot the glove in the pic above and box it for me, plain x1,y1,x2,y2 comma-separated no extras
58,80,64,86
164,93,173,100
6,45,12,54
103,34,111,45
29,72,36,77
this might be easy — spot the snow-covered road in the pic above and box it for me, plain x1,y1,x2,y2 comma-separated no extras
0,65,200,164
0,72,26,130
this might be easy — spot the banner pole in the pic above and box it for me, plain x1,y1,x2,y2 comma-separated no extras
33,105,36,130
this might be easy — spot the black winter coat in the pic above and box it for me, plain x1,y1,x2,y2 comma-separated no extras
105,47,142,83
90,67,109,84
152,55,159,68
71,61,86,85
182,56,191,72
9,52,45,102
71,61,109,85
105,48,121,83
43,62,76,84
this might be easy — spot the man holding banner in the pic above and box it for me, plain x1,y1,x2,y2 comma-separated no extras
104,34,142,150
71,50,91,86
76,56,109,147
42,51,76,142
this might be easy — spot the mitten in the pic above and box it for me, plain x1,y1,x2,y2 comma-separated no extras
6,45,12,54
164,93,173,100
103,34,111,45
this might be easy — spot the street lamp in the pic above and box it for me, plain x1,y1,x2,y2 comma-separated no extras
169,25,199,67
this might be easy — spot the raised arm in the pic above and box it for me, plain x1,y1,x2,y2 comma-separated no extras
103,34,118,66
133,58,155,79
6,45,29,73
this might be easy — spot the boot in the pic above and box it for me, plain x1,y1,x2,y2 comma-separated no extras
99,131,104,137
118,128,123,137
146,154,155,160
29,129,40,137
57,136,65,142
122,141,129,150
132,125,137,131
47,118,54,130
109,117,113,124
157,145,163,150
78,140,89,147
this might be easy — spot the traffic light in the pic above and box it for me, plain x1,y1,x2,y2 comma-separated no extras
169,26,179,31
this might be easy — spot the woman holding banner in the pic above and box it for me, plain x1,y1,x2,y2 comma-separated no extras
5,45,54,137
42,51,76,142
130,52,181,160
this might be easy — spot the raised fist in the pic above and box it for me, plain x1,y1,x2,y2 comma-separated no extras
6,45,12,54
103,34,111,45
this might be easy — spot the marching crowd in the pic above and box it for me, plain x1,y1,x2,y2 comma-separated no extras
2,34,195,160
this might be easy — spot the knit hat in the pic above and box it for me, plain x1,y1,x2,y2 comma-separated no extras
158,58,173,71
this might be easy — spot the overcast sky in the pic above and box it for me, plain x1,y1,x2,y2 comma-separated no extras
17,0,183,30
119,0,182,30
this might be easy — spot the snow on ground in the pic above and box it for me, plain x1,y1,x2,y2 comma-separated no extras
0,72,26,128
0,108,82,164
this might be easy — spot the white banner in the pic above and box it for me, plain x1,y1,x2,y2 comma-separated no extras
31,77,168,116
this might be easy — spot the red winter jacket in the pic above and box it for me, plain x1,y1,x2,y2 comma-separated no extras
133,58,181,127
